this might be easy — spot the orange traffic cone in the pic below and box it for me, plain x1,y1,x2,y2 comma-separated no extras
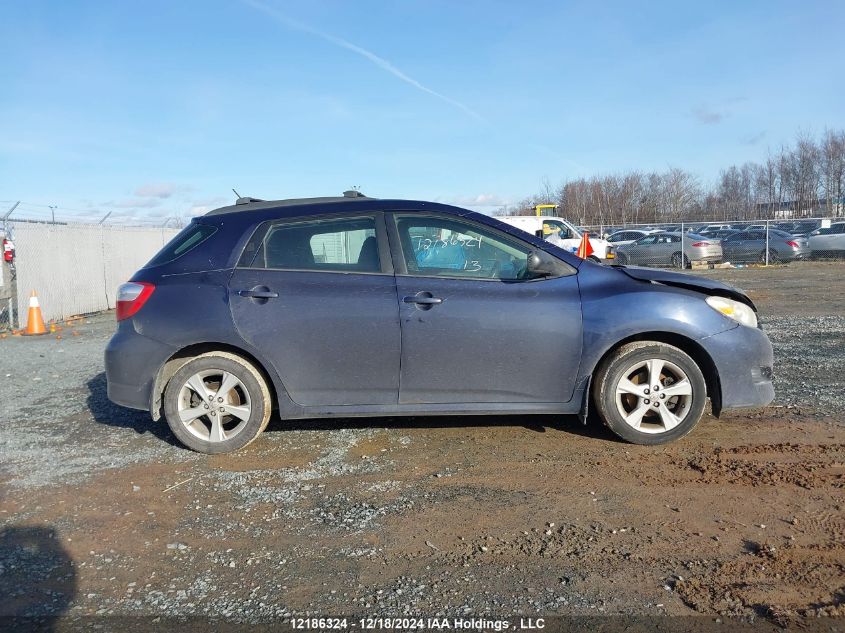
577,232,594,259
23,290,48,336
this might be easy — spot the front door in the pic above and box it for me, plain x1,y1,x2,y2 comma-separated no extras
389,213,582,405
229,213,400,406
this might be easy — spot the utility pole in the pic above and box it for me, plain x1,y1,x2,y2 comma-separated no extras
49,205,57,224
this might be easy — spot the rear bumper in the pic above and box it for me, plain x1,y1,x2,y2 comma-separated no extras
700,324,774,409
105,323,177,412
691,249,723,262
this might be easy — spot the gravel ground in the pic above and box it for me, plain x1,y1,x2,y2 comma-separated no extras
0,262,843,630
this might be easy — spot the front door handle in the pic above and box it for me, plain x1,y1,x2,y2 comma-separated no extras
238,288,279,299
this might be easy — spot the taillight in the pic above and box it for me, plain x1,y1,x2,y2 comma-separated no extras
786,240,799,248
691,241,709,247
116,282,155,321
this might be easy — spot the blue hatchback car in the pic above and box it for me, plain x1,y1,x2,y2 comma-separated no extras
106,193,774,453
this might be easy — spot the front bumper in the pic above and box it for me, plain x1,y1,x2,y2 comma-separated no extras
700,323,774,409
105,323,177,412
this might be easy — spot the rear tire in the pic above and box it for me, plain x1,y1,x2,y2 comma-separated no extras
759,248,780,264
671,252,690,269
592,342,707,445
163,352,271,453
615,253,628,265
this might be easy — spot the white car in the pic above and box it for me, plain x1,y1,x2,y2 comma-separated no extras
606,229,659,247
701,223,733,232
808,222,845,257
498,215,614,261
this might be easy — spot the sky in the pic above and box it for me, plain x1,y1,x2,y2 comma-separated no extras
1,0,843,224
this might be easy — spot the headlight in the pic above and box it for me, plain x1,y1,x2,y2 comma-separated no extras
705,296,758,328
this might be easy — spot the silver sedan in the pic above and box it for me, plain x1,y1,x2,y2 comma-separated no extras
721,229,810,263
615,232,722,268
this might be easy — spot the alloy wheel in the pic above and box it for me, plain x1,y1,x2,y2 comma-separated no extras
177,369,252,442
614,358,693,434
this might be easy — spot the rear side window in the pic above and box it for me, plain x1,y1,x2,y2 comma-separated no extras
245,217,380,273
144,223,217,268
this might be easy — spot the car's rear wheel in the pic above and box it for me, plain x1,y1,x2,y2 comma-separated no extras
163,352,271,453
593,342,707,445
759,248,780,264
615,252,628,265
671,252,690,269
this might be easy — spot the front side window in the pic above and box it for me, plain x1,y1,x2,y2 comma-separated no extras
395,215,532,280
247,217,380,272
541,220,574,240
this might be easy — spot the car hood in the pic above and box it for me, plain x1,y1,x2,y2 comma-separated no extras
614,265,756,310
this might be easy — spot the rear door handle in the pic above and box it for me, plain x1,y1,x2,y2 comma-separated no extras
403,294,443,305
238,289,279,299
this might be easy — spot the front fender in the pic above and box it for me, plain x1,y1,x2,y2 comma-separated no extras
575,264,738,380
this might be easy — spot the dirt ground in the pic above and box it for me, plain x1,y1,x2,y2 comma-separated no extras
1,262,843,631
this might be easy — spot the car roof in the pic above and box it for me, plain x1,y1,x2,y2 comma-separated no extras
205,193,376,216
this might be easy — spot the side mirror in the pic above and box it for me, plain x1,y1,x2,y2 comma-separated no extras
526,249,568,278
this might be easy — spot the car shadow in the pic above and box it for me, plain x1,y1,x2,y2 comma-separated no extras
86,373,179,446
87,371,621,446
264,408,621,443
0,524,76,630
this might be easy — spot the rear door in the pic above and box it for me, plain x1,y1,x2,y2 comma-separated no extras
627,234,658,264
388,212,582,404
228,213,400,406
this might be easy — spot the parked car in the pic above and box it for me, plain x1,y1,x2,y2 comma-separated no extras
720,229,810,263
614,232,722,268
808,222,845,257
605,229,658,246
497,215,614,261
105,194,773,453
701,224,733,233
700,228,740,240
790,220,822,236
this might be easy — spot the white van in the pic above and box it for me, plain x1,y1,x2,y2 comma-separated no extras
498,215,614,261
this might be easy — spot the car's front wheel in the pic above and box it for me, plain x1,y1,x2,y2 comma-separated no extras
593,342,707,444
163,352,272,453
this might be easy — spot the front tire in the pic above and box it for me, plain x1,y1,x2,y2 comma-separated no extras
592,342,707,445
163,352,271,453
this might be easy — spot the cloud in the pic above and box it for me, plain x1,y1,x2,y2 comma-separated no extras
438,193,513,208
239,0,483,121
106,197,162,209
134,182,190,198
692,106,725,125
186,196,228,217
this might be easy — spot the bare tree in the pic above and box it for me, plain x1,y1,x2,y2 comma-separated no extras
820,129,845,215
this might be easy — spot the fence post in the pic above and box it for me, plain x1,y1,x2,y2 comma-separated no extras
765,219,770,266
680,221,685,269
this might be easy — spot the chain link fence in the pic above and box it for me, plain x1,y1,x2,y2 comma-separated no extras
0,221,180,331
577,216,845,269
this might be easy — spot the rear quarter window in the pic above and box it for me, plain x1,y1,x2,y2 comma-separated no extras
143,223,217,268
